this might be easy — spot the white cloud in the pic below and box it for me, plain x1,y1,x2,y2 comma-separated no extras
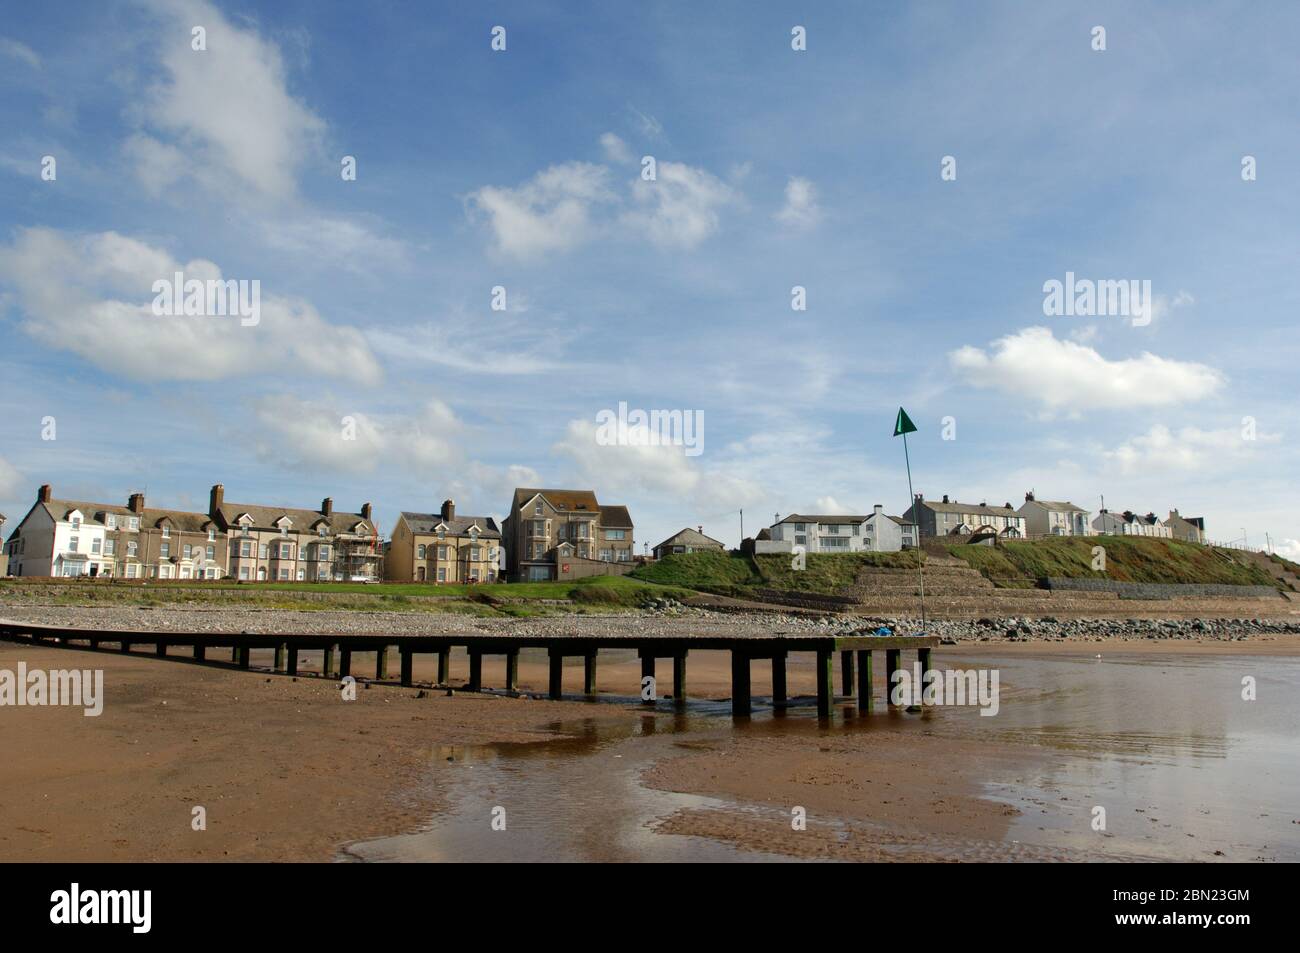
0,36,41,69
1274,539,1300,562
0,228,381,385
256,213,411,271
949,326,1224,410
130,0,325,199
1102,423,1282,476
599,132,632,164
552,419,763,512
467,161,615,259
775,176,821,229
624,161,737,249
251,397,460,474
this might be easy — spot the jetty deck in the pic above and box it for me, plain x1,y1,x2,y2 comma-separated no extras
0,618,937,718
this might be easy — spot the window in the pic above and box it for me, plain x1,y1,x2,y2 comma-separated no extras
160,542,170,558
437,568,446,582
417,544,426,559
159,565,172,579
795,535,806,546
106,515,117,529
91,538,102,554
206,546,215,560
183,544,192,558
438,545,449,560
259,544,269,559
208,528,216,542
279,543,292,559
469,569,479,582
162,526,170,538
105,539,116,555
127,541,138,557
241,524,250,536
240,541,252,558
69,536,79,552
319,545,330,561
617,550,630,561
600,549,612,561
128,517,140,531
437,527,445,539
470,547,480,561
278,568,290,580
296,569,305,581
71,516,81,528
605,529,625,540
125,564,137,579
239,566,250,580
534,501,543,515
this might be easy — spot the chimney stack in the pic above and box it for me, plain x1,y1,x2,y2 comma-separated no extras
942,494,949,504
38,484,52,504
1025,491,1035,502
128,493,145,514
441,499,455,521
361,502,373,521
321,497,333,517
874,504,883,515
209,484,224,518
697,525,703,534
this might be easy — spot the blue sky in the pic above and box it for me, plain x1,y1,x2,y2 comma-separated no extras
1,0,1297,556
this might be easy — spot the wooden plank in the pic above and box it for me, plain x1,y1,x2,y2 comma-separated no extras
771,652,787,709
506,648,519,693
287,646,298,676
399,647,413,687
672,652,687,706
885,649,901,707
856,649,872,713
468,650,483,691
437,649,449,686
816,648,834,718
375,646,388,680
548,650,563,700
840,650,855,695
583,651,597,695
731,650,751,716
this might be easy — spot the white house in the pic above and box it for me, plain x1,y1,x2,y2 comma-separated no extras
5,488,113,578
1017,492,1091,536
1093,509,1172,538
767,505,917,554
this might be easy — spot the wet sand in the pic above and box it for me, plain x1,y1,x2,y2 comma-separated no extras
4,634,1297,862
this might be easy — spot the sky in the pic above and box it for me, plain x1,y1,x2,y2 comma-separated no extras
1,0,1297,558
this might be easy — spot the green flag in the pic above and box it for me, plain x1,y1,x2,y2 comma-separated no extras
893,406,917,437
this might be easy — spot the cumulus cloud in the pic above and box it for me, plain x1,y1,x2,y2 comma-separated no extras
467,161,615,259
251,396,461,474
0,36,41,69
0,227,382,385
949,326,1224,410
774,176,821,229
1102,423,1282,476
552,419,763,511
599,132,632,164
468,154,738,258
129,0,326,199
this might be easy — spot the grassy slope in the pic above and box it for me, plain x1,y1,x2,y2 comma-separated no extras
940,537,1284,587
630,549,919,594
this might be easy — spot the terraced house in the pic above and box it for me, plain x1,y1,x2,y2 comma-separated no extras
1017,492,1091,537
501,488,635,582
1093,508,1173,538
385,499,501,583
4,484,227,579
207,484,381,582
903,494,1027,541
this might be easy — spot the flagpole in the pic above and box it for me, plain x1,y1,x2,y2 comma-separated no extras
902,430,927,632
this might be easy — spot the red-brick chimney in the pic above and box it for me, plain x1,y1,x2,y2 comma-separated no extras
38,484,52,504
128,493,145,514
321,497,333,517
361,503,373,521
441,499,455,521
209,484,224,519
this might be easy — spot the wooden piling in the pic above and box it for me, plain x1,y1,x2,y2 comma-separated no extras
237,646,250,670
436,649,449,686
885,649,901,707
399,647,413,687
375,646,388,680
339,647,352,679
816,648,834,717
287,646,298,676
274,643,286,671
468,650,483,691
156,642,167,657
322,645,335,678
856,649,872,713
506,648,520,693
230,645,239,663
194,644,206,662
731,650,752,716
840,650,855,695
583,651,598,695
918,647,932,707
771,652,788,709
548,649,563,700
672,652,687,706
120,641,132,654
89,639,99,650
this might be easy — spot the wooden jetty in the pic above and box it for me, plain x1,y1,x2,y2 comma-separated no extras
0,618,937,718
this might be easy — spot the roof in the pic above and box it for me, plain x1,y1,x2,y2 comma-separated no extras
512,488,600,512
216,501,372,535
44,499,216,533
776,514,869,524
915,500,1023,518
1023,499,1087,513
886,515,913,526
400,512,501,538
598,504,633,527
654,527,726,550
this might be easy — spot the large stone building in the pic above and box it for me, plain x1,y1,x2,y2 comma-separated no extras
385,499,501,583
500,488,634,582
1017,492,1091,536
207,484,381,581
4,484,227,579
902,494,1027,541
764,505,916,553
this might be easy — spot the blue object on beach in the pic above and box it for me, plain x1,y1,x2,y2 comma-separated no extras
875,626,893,636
